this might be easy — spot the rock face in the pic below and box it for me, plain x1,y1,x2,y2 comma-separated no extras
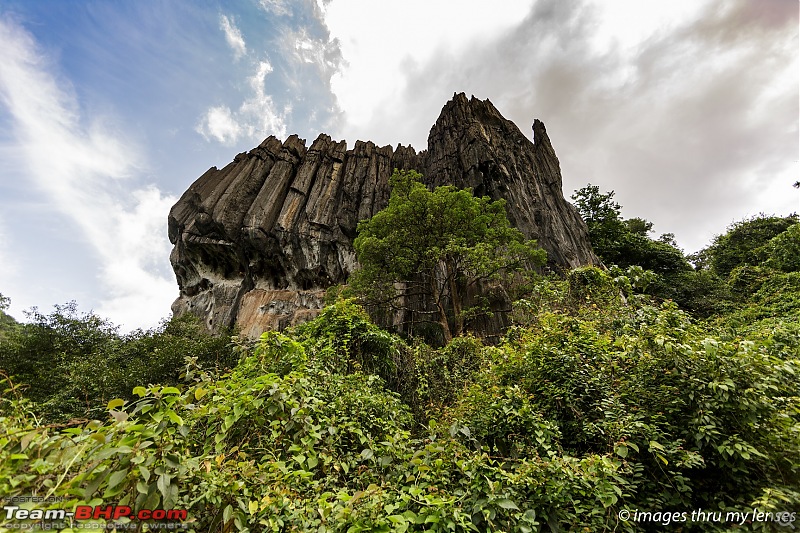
168,93,598,335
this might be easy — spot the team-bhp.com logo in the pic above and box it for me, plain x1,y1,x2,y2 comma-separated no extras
4,504,187,525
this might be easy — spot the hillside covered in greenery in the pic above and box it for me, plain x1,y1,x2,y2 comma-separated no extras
1,178,798,532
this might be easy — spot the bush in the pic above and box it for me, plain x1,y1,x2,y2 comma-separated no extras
698,214,798,277
2,262,799,531
762,222,800,273
0,306,235,421
414,335,485,410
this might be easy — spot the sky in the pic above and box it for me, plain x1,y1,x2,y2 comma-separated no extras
0,0,797,330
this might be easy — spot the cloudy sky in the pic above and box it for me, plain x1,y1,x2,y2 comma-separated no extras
0,0,797,330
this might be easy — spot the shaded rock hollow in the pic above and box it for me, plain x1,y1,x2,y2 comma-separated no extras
168,93,598,336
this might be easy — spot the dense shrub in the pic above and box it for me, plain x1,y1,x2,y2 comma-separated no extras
3,204,800,531
762,222,800,273
695,214,798,277
3,288,798,531
0,306,235,421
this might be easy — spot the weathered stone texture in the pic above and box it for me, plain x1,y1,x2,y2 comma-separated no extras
168,93,598,334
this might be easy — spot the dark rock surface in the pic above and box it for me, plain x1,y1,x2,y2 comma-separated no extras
168,93,598,334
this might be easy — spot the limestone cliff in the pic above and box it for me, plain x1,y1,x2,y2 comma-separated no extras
168,93,598,335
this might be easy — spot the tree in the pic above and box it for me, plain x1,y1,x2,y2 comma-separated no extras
571,184,690,275
570,184,621,225
351,169,546,343
0,302,235,421
697,214,798,277
623,217,653,237
0,293,16,335
762,222,800,273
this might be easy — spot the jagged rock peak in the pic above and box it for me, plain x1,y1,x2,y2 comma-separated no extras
168,93,598,335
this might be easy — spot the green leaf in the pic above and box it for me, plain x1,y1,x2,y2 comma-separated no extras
157,473,171,502
614,445,628,458
107,469,128,488
107,398,125,410
133,386,148,397
166,410,183,425
495,499,519,511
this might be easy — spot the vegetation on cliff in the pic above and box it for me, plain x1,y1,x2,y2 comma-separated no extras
1,185,798,532
351,170,545,343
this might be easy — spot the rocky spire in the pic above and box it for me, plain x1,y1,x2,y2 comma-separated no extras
168,93,598,335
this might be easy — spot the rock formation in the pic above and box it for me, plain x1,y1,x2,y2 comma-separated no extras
168,93,598,335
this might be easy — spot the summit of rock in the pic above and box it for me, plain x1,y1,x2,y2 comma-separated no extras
168,93,598,335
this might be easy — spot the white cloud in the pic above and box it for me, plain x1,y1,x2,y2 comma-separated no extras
324,0,534,146
259,0,291,17
240,61,289,139
322,0,798,254
96,186,178,328
220,14,247,60
196,60,288,145
0,17,177,330
285,27,335,67
197,105,241,144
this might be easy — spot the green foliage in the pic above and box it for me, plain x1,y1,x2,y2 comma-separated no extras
451,383,562,459
761,222,800,273
567,265,617,301
3,201,800,531
4,291,796,532
696,214,798,277
678,215,800,322
571,184,621,226
503,295,800,523
352,169,546,343
571,184,690,278
623,217,653,237
414,335,485,410
720,272,800,332
666,269,733,318
0,293,16,335
0,305,235,421
294,299,487,423
570,188,800,324
294,299,418,408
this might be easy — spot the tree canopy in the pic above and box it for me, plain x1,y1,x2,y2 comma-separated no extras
351,169,545,343
693,214,799,276
0,293,16,336
571,184,690,276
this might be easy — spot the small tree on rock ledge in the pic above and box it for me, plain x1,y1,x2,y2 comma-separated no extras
350,169,546,343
